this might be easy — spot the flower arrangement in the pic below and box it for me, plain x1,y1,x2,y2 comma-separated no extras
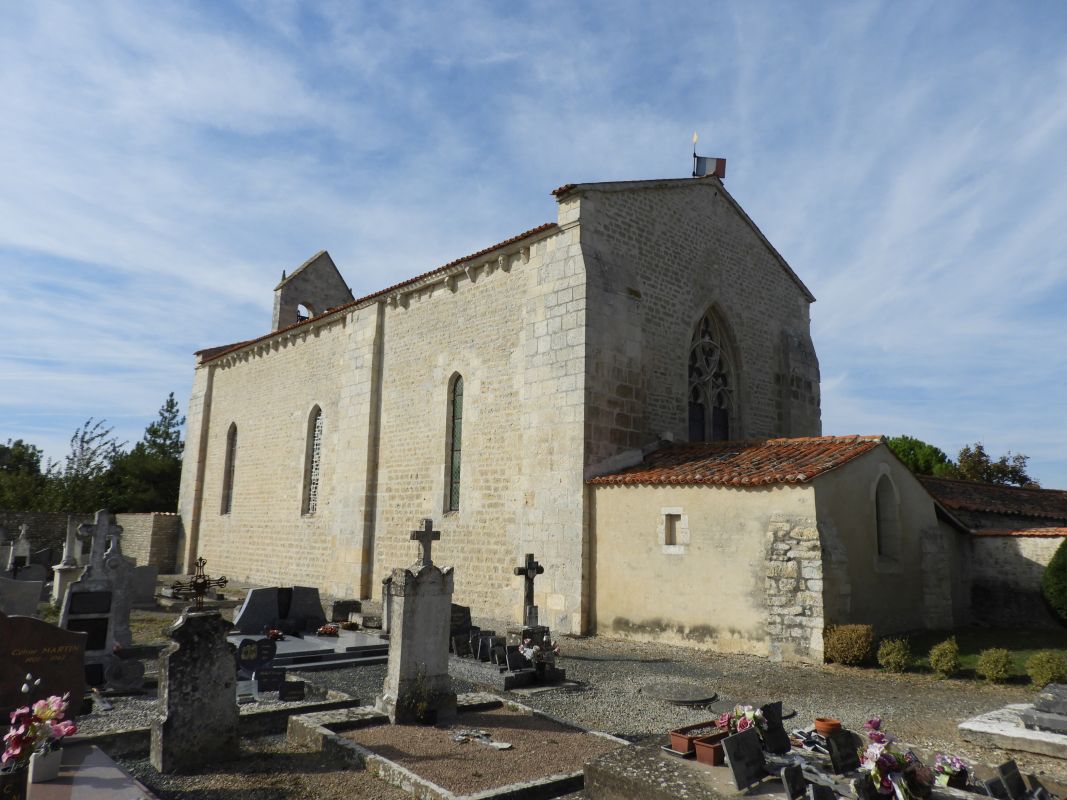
519,637,561,663
265,628,285,641
717,704,766,736
2,675,77,774
863,717,894,744
858,719,933,800
932,753,969,788
317,624,339,637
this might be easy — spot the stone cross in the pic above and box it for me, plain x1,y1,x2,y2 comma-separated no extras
410,518,440,569
513,553,544,609
78,510,122,575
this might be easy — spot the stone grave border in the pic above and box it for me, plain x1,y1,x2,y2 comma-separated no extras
67,689,363,758
959,703,1067,761
287,691,631,800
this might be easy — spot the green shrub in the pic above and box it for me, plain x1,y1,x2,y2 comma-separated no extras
1043,538,1067,623
928,636,962,678
824,625,875,666
1026,650,1067,687
977,648,1013,683
878,638,912,672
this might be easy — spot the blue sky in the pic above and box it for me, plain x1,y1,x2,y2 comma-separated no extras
2,1,1066,487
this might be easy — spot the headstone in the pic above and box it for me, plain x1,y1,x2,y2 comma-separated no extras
52,519,86,607
1033,684,1067,715
7,524,31,570
29,547,55,567
781,764,807,800
235,637,277,675
450,603,472,639
330,599,361,622
131,565,158,608
381,576,392,634
996,761,1028,800
13,564,48,584
451,635,472,657
279,681,306,701
0,575,42,617
0,610,87,720
233,585,326,634
827,729,861,774
983,778,1010,800
761,701,792,755
505,645,529,672
255,667,285,692
807,785,835,800
0,525,10,571
376,518,457,724
723,728,767,791
491,645,507,665
151,609,239,773
468,626,485,653
513,553,544,628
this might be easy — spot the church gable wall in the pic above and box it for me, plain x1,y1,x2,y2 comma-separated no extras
187,307,380,598
370,228,589,632
589,482,816,656
576,181,820,469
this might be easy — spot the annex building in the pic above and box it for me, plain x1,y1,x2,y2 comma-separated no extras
178,175,992,663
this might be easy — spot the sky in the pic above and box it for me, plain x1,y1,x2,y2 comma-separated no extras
2,1,1066,487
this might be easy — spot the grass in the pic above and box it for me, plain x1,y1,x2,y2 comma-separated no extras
908,627,1067,682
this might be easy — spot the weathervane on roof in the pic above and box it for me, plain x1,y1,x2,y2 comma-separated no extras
692,132,726,180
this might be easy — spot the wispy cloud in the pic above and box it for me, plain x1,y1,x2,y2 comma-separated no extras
1,1,1066,486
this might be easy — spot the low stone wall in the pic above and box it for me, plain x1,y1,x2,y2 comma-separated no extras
970,532,1066,628
116,513,182,572
0,512,92,556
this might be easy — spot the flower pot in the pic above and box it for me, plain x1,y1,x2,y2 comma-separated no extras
814,717,841,737
0,768,28,800
668,721,721,754
29,748,62,783
693,732,728,765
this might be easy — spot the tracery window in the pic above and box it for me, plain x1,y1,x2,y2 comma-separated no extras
221,423,237,514
446,375,463,512
688,310,734,441
302,406,323,515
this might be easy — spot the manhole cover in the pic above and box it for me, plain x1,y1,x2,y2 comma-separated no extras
644,682,718,706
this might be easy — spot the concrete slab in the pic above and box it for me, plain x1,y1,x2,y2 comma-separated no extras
958,703,1067,760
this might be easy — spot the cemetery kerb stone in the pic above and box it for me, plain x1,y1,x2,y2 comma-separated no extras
233,585,327,635
151,609,239,773
0,609,87,721
376,518,457,724
0,575,43,617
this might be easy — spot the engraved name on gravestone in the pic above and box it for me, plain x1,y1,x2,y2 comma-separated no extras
255,667,285,693
0,610,87,720
723,728,767,791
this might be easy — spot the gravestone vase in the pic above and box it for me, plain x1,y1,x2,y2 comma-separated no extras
29,748,62,783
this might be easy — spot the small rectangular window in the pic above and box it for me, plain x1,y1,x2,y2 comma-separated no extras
664,513,681,546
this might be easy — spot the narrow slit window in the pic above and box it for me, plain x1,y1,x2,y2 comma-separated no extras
447,376,463,511
302,407,323,515
664,513,681,546
221,423,237,515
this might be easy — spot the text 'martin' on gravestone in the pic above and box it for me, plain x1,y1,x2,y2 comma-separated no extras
151,608,238,774
0,610,87,721
723,727,767,791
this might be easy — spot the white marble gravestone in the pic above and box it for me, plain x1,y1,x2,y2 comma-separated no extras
52,516,86,606
376,519,456,724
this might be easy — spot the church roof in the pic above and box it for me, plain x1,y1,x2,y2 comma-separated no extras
551,176,816,303
199,222,558,363
918,476,1067,525
588,435,883,487
971,527,1067,538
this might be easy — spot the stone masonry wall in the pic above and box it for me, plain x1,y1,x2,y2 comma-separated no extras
970,533,1066,628
765,514,824,663
116,513,181,572
577,179,821,471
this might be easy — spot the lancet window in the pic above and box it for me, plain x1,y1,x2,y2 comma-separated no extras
688,310,735,442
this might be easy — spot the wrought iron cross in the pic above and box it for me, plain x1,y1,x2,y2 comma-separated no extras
513,553,544,609
410,518,440,568
171,557,228,611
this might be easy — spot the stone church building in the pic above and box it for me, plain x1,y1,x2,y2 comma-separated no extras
178,175,970,663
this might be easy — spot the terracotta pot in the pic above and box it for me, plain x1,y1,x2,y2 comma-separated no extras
30,748,62,783
693,732,728,765
668,721,721,754
814,717,842,737
0,768,28,800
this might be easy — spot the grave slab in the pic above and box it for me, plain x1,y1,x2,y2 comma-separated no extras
959,703,1067,760
27,744,157,799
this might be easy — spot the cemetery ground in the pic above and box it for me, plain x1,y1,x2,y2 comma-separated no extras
67,608,1067,798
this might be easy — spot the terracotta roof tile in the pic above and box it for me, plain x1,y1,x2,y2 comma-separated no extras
972,527,1067,538
201,222,558,364
918,476,1067,523
588,436,883,487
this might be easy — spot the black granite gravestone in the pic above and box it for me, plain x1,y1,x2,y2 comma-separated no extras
761,701,792,755
781,764,807,800
255,667,285,692
996,761,1028,800
723,728,766,791
807,784,835,800
236,638,277,675
982,778,1010,799
827,729,861,774
279,681,305,701
452,635,472,657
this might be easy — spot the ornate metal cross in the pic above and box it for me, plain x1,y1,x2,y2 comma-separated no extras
410,518,440,568
171,557,228,611
513,553,544,609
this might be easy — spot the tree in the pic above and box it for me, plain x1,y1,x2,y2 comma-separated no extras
0,439,52,510
956,442,1038,488
1042,537,1067,625
110,394,185,512
46,419,125,512
885,435,958,478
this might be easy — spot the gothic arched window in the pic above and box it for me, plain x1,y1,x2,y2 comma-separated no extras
221,422,237,515
446,375,463,512
688,310,735,442
302,406,323,515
